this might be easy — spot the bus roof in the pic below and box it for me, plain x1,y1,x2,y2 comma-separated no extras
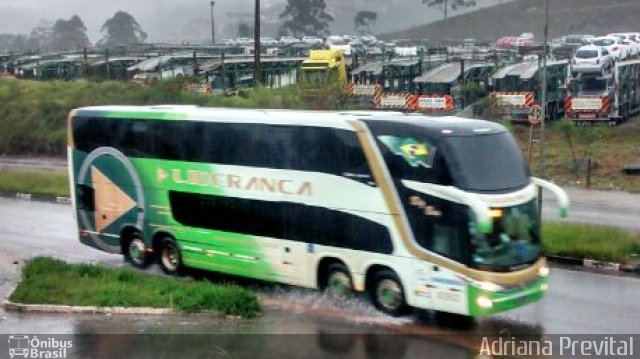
73,106,506,135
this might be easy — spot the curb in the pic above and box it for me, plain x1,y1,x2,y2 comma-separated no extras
0,191,71,205
547,255,639,274
3,300,175,315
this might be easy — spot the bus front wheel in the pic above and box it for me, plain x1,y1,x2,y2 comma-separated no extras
369,270,410,317
158,237,183,276
124,234,152,269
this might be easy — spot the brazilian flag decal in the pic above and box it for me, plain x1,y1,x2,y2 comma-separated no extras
378,136,436,168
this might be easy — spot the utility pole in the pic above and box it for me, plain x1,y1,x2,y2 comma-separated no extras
442,0,449,46
210,1,216,46
537,0,550,220
254,0,261,87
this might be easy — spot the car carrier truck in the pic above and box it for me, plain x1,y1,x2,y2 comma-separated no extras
566,59,640,125
491,60,569,123
413,62,496,113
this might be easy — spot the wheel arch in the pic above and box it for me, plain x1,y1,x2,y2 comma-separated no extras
151,230,177,254
119,225,143,254
364,263,407,294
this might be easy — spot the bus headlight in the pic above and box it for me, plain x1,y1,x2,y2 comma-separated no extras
477,281,503,292
477,296,493,309
539,266,550,278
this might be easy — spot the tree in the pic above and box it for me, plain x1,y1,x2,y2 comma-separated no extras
51,15,90,51
101,11,147,47
279,0,333,38
422,0,478,42
27,20,54,52
238,23,253,38
354,11,377,36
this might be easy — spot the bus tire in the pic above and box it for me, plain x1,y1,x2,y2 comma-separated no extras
324,262,354,299
369,269,410,317
158,237,183,276
124,233,152,269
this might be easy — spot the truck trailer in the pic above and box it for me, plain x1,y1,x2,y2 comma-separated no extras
566,59,640,125
491,60,569,123
413,62,496,113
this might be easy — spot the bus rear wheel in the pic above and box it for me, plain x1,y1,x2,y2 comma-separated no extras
124,234,152,269
369,270,410,317
159,237,183,276
324,263,353,299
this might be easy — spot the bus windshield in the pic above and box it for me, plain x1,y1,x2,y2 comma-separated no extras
471,199,541,270
443,133,529,192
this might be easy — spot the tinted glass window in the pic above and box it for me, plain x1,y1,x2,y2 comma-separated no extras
444,133,529,192
169,191,393,254
594,39,615,46
72,117,371,179
575,50,598,59
365,121,452,186
402,189,471,263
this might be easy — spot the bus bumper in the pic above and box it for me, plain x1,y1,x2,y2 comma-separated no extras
467,276,547,317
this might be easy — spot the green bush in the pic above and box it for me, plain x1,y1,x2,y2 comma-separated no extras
10,257,261,318
0,170,69,197
543,222,640,263
0,78,313,157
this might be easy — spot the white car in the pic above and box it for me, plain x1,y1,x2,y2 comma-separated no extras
279,36,299,45
592,36,630,61
360,35,378,44
235,37,255,46
220,39,237,46
260,37,279,46
301,36,324,45
343,35,362,47
572,45,613,75
326,35,352,55
608,33,640,58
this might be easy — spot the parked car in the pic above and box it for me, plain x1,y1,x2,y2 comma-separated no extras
325,35,352,55
592,36,631,61
608,33,640,58
301,36,324,45
260,37,279,46
360,35,378,44
563,34,595,46
495,36,518,49
220,39,237,46
236,37,255,46
571,45,614,75
279,36,299,45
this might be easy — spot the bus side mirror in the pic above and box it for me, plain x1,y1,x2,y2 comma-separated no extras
532,177,570,218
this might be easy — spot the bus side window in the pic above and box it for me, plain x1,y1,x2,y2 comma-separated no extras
118,120,154,158
334,130,373,180
154,121,202,161
289,127,372,180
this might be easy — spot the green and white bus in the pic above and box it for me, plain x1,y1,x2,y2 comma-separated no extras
68,106,569,317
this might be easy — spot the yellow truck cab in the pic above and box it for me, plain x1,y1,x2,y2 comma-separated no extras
300,49,347,89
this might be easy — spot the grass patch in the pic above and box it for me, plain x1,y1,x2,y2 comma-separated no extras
511,120,640,193
544,222,640,263
10,257,261,318
0,170,69,198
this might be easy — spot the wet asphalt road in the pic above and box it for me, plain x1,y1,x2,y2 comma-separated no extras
0,197,638,357
542,187,640,233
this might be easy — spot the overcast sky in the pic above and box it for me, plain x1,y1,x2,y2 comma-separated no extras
0,0,506,42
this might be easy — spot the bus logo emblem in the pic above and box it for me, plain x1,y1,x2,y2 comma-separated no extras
91,166,137,232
